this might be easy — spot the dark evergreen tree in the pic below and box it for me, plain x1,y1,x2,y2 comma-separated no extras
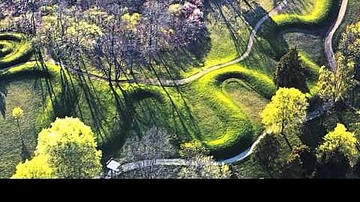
315,149,352,178
252,133,281,178
282,145,317,178
274,48,309,93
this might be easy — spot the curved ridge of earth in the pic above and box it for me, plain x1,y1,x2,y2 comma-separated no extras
103,0,348,177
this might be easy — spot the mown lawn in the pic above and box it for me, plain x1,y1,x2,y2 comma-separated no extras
0,78,46,178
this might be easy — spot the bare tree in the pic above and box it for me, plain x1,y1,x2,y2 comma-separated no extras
119,126,178,179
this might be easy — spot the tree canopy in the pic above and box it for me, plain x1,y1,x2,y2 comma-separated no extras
273,48,309,93
317,53,356,103
12,117,102,179
178,141,231,179
317,123,358,163
261,87,308,150
252,133,281,178
339,21,360,80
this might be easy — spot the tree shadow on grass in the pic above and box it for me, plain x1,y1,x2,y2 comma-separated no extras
207,0,251,56
0,81,8,119
136,29,212,80
253,5,289,60
139,60,201,141
153,56,202,135
20,140,31,163
99,58,204,161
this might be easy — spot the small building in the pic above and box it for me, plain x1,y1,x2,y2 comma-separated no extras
104,158,122,179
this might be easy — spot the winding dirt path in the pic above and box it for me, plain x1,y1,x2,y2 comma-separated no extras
325,0,348,71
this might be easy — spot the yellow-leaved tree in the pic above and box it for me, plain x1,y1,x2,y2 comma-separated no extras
315,123,358,178
261,88,308,151
339,21,360,81
317,123,358,163
11,155,54,179
12,117,102,179
317,53,356,104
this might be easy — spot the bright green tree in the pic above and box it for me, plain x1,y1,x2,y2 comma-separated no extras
273,48,309,93
316,124,359,178
261,87,308,151
339,21,360,80
12,106,30,162
12,106,24,142
317,123,358,163
12,117,102,179
317,53,356,104
11,155,54,179
178,141,231,179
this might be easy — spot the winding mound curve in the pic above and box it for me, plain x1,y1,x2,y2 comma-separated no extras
0,33,33,69
273,0,340,30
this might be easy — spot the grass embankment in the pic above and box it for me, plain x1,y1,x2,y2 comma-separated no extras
108,63,276,159
0,33,33,69
176,64,275,157
273,0,341,30
0,0,345,176
0,33,56,177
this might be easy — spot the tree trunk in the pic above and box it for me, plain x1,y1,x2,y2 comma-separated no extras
281,131,292,151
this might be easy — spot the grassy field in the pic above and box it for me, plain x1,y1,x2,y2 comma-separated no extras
222,79,269,135
0,78,45,177
0,0,350,178
283,32,326,65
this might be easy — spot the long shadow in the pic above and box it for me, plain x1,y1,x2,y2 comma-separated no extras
73,56,109,140
156,55,256,159
155,55,202,139
254,5,289,60
273,0,282,7
0,57,53,121
20,140,31,163
207,0,250,55
99,54,204,160
147,61,201,139
0,81,8,119
132,29,211,80
98,80,139,161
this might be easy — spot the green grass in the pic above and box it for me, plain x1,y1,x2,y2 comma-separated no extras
233,157,269,178
283,32,326,65
222,79,269,135
0,79,47,178
277,0,315,16
256,0,283,11
272,0,340,30
298,51,321,95
94,63,277,158
0,33,33,69
0,0,350,177
180,64,275,156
